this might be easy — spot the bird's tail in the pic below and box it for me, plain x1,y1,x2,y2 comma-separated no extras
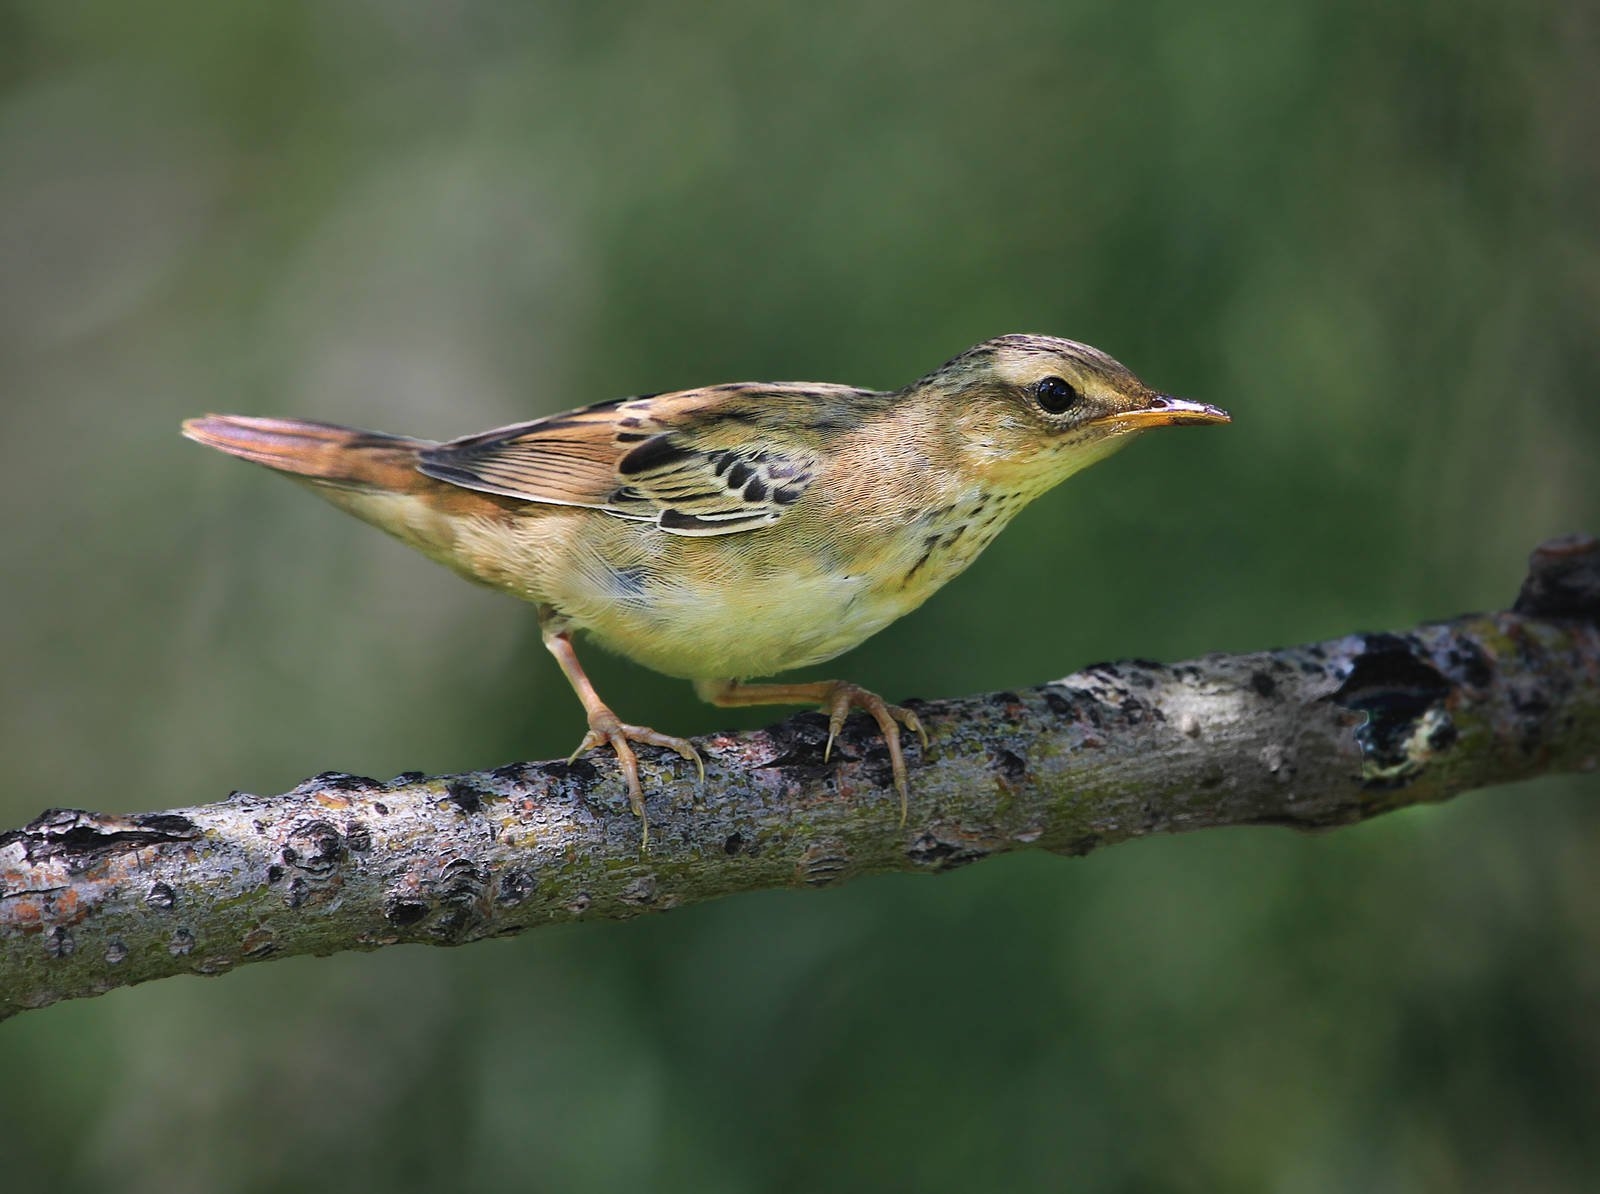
181,414,500,571
181,415,433,493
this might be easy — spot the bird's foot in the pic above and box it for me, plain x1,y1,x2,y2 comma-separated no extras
817,682,928,826
697,677,928,824
570,711,704,848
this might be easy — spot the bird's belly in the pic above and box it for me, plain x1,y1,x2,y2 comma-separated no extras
573,566,906,680
451,507,963,681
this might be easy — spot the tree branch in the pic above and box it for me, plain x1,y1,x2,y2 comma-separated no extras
4,535,1598,1021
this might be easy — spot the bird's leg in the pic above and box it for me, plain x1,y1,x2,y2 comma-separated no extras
541,614,703,847
695,678,927,825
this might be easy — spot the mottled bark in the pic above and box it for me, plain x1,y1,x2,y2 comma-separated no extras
3,535,1597,1021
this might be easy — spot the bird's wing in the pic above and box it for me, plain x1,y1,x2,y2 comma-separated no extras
417,384,870,537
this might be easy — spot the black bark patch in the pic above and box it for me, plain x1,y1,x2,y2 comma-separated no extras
344,821,372,852
496,868,536,906
445,780,485,814
2,809,201,865
1041,689,1078,717
1118,694,1152,724
388,772,426,787
1332,635,1452,787
989,747,1028,789
905,833,989,871
143,814,199,836
1250,671,1278,698
542,757,599,784
757,713,835,775
1447,640,1494,689
384,897,430,927
301,771,380,793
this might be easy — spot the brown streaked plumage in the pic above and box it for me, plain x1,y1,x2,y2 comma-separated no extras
183,334,1229,843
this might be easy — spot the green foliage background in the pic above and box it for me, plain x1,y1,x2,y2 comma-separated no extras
3,2,1598,1189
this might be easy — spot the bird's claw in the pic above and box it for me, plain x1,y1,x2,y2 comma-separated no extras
570,711,704,849
818,682,926,826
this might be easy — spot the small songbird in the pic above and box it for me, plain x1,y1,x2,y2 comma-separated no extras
184,334,1228,840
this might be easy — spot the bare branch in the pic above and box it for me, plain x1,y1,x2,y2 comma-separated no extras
3,535,1597,1021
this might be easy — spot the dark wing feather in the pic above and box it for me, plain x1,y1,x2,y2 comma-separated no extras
416,385,869,537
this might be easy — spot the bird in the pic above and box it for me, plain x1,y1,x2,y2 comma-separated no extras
183,334,1229,842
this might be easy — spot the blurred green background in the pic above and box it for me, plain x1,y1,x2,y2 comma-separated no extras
3,1,1598,1190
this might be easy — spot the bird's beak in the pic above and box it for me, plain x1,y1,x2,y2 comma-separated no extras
1097,394,1232,431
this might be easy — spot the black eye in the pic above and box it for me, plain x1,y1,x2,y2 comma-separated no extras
1034,375,1080,414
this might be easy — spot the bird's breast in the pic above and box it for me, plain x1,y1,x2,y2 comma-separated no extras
890,487,1032,602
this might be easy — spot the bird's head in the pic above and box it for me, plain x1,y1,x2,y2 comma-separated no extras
921,334,1229,494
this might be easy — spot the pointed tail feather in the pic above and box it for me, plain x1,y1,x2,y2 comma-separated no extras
181,415,433,492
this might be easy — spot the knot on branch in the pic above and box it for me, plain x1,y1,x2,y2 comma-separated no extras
1514,534,1600,623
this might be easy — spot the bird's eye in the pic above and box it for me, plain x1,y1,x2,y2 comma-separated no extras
1034,375,1081,414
